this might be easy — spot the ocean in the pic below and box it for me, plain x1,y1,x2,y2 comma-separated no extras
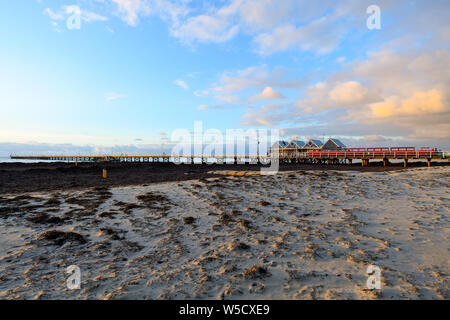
0,156,55,163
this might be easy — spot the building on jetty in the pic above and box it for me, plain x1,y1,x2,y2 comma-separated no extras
322,138,346,150
303,139,324,151
285,140,305,155
270,140,290,156
270,138,349,155
271,138,327,155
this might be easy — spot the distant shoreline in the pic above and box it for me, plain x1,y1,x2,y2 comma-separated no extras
1,161,449,195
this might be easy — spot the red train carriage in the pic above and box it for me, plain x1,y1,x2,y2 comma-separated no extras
389,147,416,156
307,147,441,157
416,147,442,157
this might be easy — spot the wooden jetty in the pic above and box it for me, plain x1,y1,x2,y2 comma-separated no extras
10,150,450,167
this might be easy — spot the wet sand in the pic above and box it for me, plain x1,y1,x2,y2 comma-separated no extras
1,161,449,194
0,166,448,299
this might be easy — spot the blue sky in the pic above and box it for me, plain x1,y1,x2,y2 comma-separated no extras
1,0,449,155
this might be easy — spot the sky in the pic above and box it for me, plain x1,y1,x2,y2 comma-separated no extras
1,0,449,155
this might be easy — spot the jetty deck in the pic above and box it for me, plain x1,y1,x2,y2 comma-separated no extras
10,151,450,167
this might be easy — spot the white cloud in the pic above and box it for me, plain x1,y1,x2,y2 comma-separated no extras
214,65,307,93
249,49,450,140
248,86,285,102
169,0,242,43
196,66,306,111
174,79,189,90
370,89,446,118
215,94,241,104
363,135,390,142
197,104,229,111
241,102,294,127
165,0,363,55
81,11,109,23
105,92,126,100
63,5,81,15
238,0,302,31
193,89,209,97
43,8,64,20
42,1,450,57
329,81,377,107
254,16,346,55
171,14,239,43
43,5,108,26
112,0,151,26
66,5,108,22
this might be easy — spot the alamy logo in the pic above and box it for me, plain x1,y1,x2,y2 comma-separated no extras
170,121,280,174
366,265,381,289
66,265,81,290
366,5,381,30
66,6,81,30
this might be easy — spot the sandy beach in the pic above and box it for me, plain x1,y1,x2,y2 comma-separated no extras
0,165,448,299
1,161,448,194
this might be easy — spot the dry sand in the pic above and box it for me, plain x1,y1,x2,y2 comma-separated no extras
0,166,448,299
